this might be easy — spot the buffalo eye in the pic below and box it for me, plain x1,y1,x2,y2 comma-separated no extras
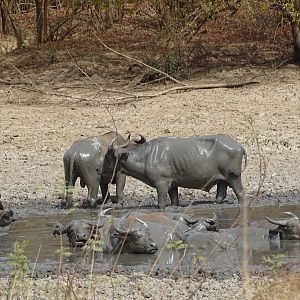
133,232,143,239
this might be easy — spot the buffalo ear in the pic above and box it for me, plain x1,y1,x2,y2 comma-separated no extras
119,135,131,149
107,137,118,155
53,222,65,236
106,135,130,158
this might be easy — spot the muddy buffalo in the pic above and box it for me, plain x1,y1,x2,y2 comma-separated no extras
63,131,146,208
267,212,300,240
53,212,158,254
0,199,15,227
104,134,247,208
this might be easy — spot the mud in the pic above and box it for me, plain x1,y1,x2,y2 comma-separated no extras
0,204,299,279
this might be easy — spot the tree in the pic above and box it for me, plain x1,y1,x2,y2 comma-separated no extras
0,1,9,34
272,0,300,63
35,0,44,43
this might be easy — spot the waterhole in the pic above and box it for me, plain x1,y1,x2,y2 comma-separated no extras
0,205,299,273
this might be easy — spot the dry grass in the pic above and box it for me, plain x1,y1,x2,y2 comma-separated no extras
251,273,300,300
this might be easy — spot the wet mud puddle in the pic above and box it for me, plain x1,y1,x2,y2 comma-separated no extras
0,205,300,272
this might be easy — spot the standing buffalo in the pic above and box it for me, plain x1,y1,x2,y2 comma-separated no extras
104,134,247,208
63,131,146,208
266,212,300,240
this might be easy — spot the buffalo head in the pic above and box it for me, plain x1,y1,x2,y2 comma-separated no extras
266,212,300,240
0,199,15,227
53,209,112,247
111,218,158,254
183,212,218,234
53,219,100,247
104,134,146,161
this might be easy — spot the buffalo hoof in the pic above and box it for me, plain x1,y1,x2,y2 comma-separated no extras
110,196,119,204
215,197,225,204
61,201,73,209
82,200,92,209
58,200,66,208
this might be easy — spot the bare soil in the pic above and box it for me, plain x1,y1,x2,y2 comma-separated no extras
0,53,299,209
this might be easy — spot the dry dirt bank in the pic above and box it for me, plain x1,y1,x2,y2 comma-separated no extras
0,272,299,300
0,63,299,209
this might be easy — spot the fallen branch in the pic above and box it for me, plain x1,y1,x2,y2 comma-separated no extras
114,80,259,105
11,80,259,106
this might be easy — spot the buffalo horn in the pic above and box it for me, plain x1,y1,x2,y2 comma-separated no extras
206,212,217,225
99,207,113,217
136,218,148,228
184,217,198,226
283,212,299,219
134,134,146,145
266,217,287,226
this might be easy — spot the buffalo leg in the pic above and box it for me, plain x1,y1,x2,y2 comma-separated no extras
115,172,126,203
64,161,77,209
100,182,110,204
86,178,100,208
65,182,75,209
168,187,179,206
228,176,244,204
156,182,169,209
215,182,228,204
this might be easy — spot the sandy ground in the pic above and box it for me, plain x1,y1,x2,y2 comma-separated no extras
0,53,300,299
0,59,299,208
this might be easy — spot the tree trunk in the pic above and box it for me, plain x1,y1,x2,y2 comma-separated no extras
35,0,43,43
293,23,300,63
104,0,112,28
293,0,300,63
43,0,48,40
7,8,24,47
0,3,9,34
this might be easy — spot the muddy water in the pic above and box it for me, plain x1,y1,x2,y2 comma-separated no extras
1,205,300,272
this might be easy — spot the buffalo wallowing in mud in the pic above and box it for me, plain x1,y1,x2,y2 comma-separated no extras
0,198,15,228
53,209,158,254
53,211,219,251
267,212,300,240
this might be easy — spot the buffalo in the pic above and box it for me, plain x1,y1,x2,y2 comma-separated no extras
104,134,247,208
63,131,146,208
266,212,300,240
53,210,158,254
0,202,15,228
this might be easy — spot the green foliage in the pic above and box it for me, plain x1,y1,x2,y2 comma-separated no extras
261,254,286,270
194,253,207,265
166,240,188,250
164,48,189,77
65,207,78,214
51,179,65,198
55,246,72,258
8,240,29,282
281,0,300,23
83,239,104,253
